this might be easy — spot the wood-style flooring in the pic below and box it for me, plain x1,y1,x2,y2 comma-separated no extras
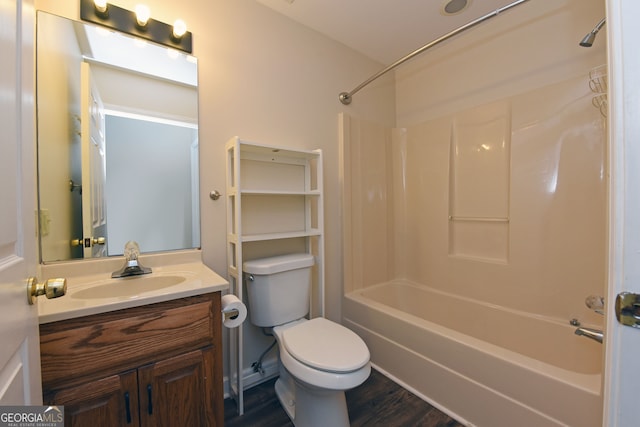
224,369,464,427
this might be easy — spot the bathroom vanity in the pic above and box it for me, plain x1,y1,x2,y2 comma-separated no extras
40,294,221,426
37,253,228,426
32,9,224,424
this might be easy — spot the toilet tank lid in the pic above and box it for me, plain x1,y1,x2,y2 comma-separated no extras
243,253,314,275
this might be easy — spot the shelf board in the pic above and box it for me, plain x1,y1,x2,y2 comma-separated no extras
239,142,320,160
240,190,321,196
240,230,322,242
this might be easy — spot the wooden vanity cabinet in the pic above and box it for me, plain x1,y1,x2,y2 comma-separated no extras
39,293,223,427
46,370,140,427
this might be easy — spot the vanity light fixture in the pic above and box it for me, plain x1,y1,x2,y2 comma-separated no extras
80,0,193,53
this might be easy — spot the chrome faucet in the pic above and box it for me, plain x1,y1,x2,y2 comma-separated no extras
111,241,152,278
574,327,603,344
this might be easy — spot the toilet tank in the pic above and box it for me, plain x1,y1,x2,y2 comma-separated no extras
243,253,315,327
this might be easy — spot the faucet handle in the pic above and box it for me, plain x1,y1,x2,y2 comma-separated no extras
585,294,605,314
124,240,140,261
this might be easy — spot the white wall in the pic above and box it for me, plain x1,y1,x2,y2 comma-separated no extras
34,0,395,389
104,115,197,255
92,64,198,122
37,12,82,262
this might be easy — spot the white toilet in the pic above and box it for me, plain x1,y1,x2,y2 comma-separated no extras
243,253,371,427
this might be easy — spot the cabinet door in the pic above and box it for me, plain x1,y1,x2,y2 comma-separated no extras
138,347,218,427
45,370,140,427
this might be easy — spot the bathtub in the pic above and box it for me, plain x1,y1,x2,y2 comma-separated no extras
343,280,603,427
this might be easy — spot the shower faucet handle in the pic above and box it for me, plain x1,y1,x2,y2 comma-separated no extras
585,294,605,315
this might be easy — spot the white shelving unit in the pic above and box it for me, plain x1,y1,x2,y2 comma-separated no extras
225,136,324,414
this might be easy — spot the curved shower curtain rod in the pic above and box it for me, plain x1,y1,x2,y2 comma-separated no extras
338,0,532,105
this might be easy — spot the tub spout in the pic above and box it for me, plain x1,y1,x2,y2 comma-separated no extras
574,327,603,344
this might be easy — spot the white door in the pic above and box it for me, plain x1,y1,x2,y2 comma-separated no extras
80,62,108,258
603,0,640,426
0,0,42,404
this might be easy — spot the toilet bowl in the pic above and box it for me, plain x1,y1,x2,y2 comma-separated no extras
243,254,371,427
273,318,371,427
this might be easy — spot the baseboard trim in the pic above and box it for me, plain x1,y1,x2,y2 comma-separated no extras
223,357,279,399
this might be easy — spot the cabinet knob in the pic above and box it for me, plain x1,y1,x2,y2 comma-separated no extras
27,277,67,305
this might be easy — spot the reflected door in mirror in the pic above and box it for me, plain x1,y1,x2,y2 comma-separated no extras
81,62,107,258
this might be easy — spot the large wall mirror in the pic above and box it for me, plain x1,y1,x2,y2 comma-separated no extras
36,11,200,263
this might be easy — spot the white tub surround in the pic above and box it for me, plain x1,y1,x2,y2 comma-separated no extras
340,51,606,426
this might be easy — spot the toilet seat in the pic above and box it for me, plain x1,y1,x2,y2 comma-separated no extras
281,318,369,373
274,318,371,391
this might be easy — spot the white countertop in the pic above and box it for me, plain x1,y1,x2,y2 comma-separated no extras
38,260,229,324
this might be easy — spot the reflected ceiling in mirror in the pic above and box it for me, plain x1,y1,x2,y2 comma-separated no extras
36,11,200,263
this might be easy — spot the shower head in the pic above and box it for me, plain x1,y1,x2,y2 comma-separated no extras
579,32,597,47
580,18,606,47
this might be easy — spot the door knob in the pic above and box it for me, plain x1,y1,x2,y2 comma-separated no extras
615,292,640,328
27,277,67,305
71,237,105,247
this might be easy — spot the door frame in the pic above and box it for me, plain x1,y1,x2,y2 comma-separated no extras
603,0,640,425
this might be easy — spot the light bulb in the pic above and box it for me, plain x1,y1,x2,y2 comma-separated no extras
173,19,187,39
93,0,108,14
135,4,151,27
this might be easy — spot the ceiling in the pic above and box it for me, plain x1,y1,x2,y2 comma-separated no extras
255,0,529,65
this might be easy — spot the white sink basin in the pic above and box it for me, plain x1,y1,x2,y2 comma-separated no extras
72,274,187,299
37,258,229,324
